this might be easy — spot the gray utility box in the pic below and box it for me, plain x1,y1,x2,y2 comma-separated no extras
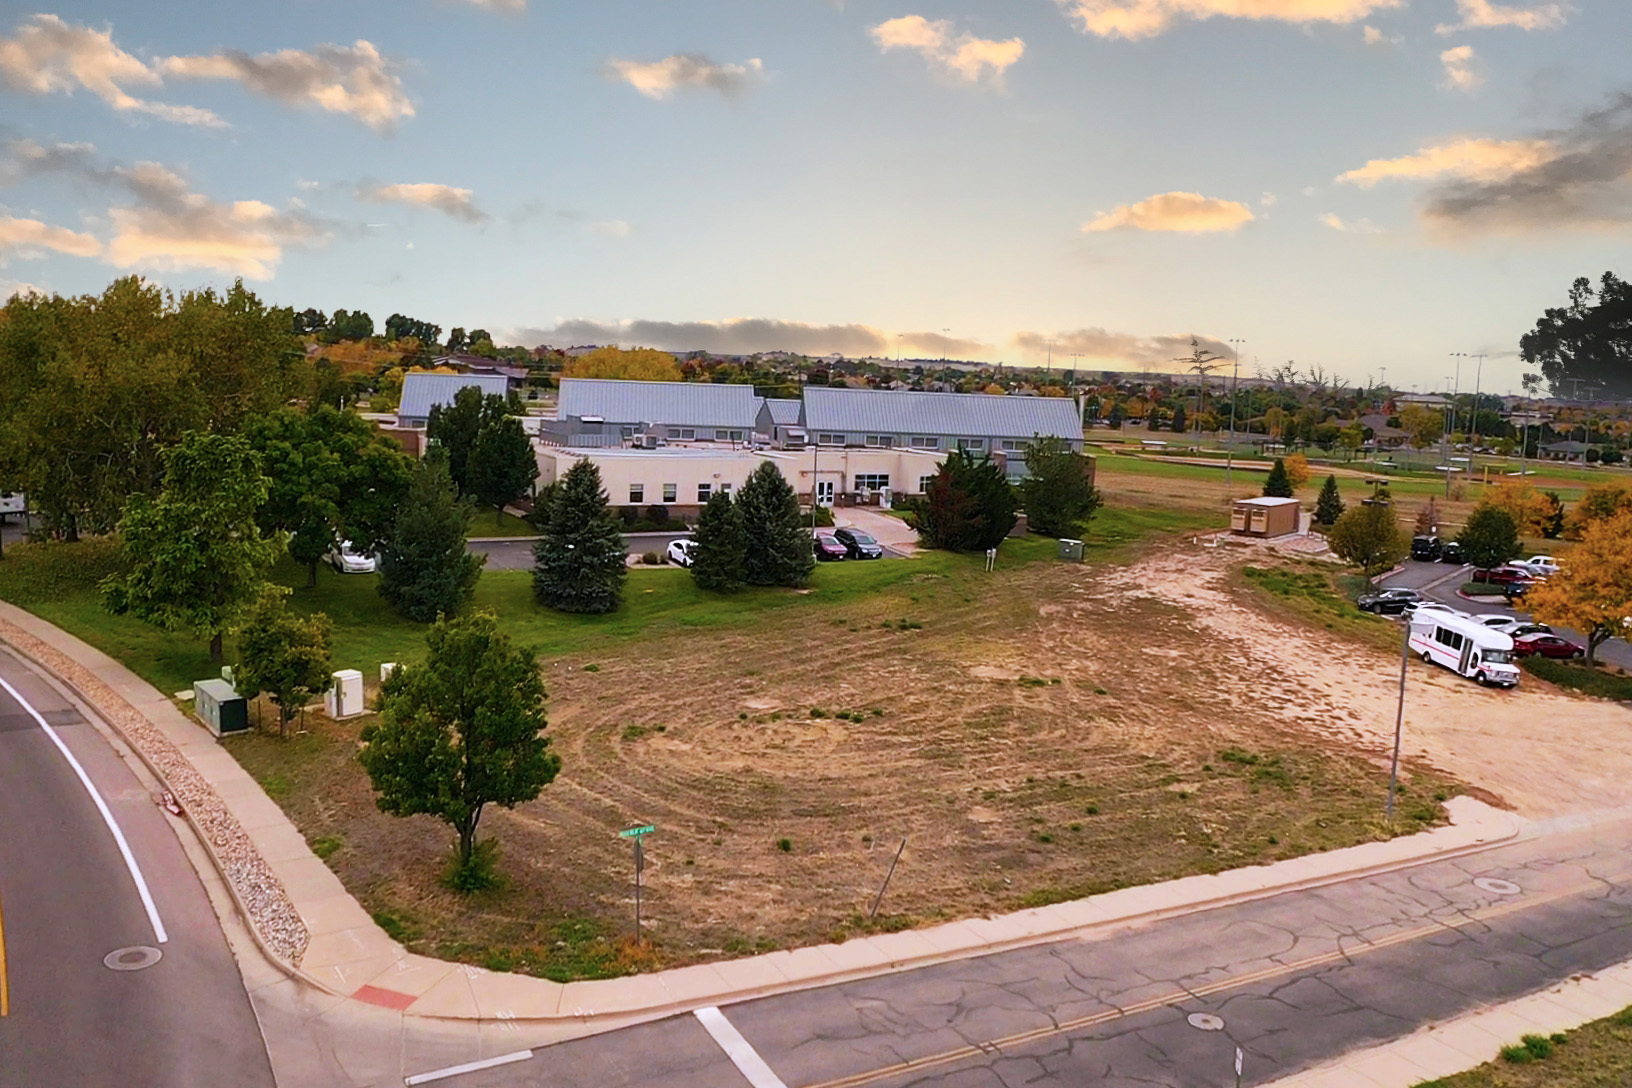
1057,538,1085,562
194,678,248,737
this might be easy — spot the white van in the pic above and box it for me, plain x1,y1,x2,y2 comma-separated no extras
0,492,23,517
1409,612,1520,688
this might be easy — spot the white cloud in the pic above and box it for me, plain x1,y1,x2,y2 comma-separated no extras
160,40,412,131
870,16,1025,84
1260,191,1279,206
1013,328,1231,369
1054,0,1402,41
587,219,631,237
1440,45,1483,92
1318,212,1381,233
0,215,102,259
513,317,890,356
1083,191,1255,233
605,54,763,100
447,0,525,10
1363,24,1401,45
1337,137,1557,186
356,182,485,223
1436,0,1569,34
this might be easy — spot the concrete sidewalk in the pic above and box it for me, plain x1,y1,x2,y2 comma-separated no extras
0,600,1523,1031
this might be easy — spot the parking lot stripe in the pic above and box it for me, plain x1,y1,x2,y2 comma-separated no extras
695,1006,789,1088
402,1050,534,1085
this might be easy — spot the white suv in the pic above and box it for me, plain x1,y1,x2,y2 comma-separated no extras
666,538,697,567
1513,555,1559,577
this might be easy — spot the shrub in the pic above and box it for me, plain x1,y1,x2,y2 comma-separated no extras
640,551,661,565
776,838,793,852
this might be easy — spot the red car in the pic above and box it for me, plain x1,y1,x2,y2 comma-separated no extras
1472,566,1534,587
812,531,848,561
1512,633,1584,659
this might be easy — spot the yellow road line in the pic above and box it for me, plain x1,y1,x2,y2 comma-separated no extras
805,883,1588,1088
0,885,9,1017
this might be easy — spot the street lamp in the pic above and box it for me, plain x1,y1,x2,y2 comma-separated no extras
1226,338,1246,490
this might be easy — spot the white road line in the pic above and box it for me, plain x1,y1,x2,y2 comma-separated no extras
0,674,168,945
402,1050,534,1085
695,1006,789,1088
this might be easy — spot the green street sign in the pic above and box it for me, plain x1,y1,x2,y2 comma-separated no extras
619,825,655,839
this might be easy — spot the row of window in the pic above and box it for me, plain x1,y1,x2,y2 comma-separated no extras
813,434,1029,452
624,475,918,504
612,427,751,442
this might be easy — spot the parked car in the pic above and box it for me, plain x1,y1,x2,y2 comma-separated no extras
813,531,848,561
325,540,377,574
1438,541,1465,564
1410,535,1442,561
1513,555,1560,577
1471,566,1534,587
1474,614,1514,627
1496,621,1552,638
665,538,697,567
1511,632,1585,660
1357,588,1423,615
1406,601,1464,619
1503,581,1530,603
834,527,884,559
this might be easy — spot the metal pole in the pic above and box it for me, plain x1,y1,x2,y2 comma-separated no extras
812,442,819,532
634,836,644,941
1387,619,1410,822
870,838,907,918
1470,353,1485,463
1226,339,1243,490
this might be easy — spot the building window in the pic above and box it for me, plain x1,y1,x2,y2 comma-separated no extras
698,483,712,502
958,438,986,452
854,473,890,491
865,435,894,448
714,429,745,442
663,483,677,503
666,427,696,441
621,426,635,439
999,439,1025,452
817,433,845,446
629,484,644,504
720,482,732,495
909,436,938,449
917,475,936,493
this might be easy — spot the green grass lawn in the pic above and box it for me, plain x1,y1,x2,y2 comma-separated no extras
1520,656,1632,702
1236,561,1403,655
466,509,538,538
1414,1006,1632,1088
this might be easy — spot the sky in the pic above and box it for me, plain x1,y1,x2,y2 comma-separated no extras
1,1,1628,394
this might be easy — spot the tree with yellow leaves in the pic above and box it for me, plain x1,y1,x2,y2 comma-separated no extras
1398,404,1443,449
1282,453,1311,490
1526,510,1632,666
563,346,681,382
1564,481,1632,539
1480,481,1555,538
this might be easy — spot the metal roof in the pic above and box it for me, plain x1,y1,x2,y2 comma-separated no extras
803,387,1082,440
398,373,511,420
558,378,759,429
762,398,802,425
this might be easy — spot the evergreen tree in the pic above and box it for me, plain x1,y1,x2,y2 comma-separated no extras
690,490,746,592
737,461,816,587
376,452,485,622
468,410,538,524
426,386,485,496
1019,437,1102,538
1315,474,1345,527
1170,402,1188,434
904,449,1018,552
532,460,627,613
1263,458,1294,498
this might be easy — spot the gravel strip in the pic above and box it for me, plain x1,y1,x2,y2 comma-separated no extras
0,621,310,965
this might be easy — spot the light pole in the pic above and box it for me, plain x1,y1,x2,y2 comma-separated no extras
1226,339,1246,490
1446,353,1466,498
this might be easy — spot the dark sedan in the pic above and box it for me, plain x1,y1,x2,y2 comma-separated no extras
813,531,848,561
834,527,884,559
1439,541,1465,564
1512,633,1585,660
1357,588,1423,615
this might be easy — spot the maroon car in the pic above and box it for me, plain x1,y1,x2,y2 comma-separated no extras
813,531,848,561
1472,566,1534,587
1512,633,1584,659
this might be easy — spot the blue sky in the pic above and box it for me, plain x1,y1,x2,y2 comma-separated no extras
1,0,1627,392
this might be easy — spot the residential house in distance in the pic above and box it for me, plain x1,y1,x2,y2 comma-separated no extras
1358,413,1411,451
756,397,806,447
432,354,530,394
1539,440,1592,462
546,378,761,447
396,372,511,429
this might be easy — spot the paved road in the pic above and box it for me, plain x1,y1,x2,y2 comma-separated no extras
472,532,906,571
1381,558,1632,672
395,818,1632,1088
0,650,274,1088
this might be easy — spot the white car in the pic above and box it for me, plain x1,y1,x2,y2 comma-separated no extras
1405,601,1464,619
1473,614,1514,627
1513,555,1559,577
666,538,697,567
325,540,377,574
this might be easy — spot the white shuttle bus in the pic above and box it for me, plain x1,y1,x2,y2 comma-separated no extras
1409,611,1520,688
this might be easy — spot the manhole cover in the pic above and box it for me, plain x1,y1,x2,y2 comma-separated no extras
1187,1012,1226,1032
104,946,162,972
1474,877,1522,896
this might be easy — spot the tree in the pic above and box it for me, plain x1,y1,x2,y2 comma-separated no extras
358,610,560,886
1526,512,1632,665
737,461,816,587
1397,404,1443,449
101,432,281,662
1315,475,1345,527
234,592,333,736
446,327,468,353
1107,402,1125,429
1338,423,1365,461
689,490,746,591
904,449,1018,552
562,346,682,382
1457,506,1520,570
1564,482,1632,539
1480,481,1554,539
1019,437,1102,538
1328,502,1407,578
1540,491,1566,539
1262,458,1294,498
467,409,538,524
376,453,485,622
1520,272,1632,399
427,385,486,496
532,459,627,613
1282,453,1311,490
1415,496,1440,536
1169,403,1188,433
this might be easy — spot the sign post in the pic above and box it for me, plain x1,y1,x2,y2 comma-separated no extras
1235,1045,1243,1088
619,825,655,941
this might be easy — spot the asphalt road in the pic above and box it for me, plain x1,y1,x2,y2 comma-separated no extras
412,819,1632,1088
1380,558,1632,672
472,532,906,571
0,650,274,1088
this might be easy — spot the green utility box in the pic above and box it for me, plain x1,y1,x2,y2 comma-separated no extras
194,678,248,737
1057,538,1085,562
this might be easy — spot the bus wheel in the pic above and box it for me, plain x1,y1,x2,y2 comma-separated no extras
1475,673,1488,686
1422,651,1433,664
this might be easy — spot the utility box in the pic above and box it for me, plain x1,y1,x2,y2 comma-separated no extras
194,678,248,737
1008,513,1029,538
325,669,364,719
380,662,398,684
1058,538,1084,562
1230,497,1301,539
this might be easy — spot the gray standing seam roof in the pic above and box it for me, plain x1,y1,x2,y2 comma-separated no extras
558,379,759,429
803,386,1082,439
398,373,511,420
763,398,802,426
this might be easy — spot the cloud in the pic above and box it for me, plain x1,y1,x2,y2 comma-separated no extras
1318,212,1381,233
1363,24,1401,45
1083,191,1255,233
0,215,102,259
1420,93,1632,236
587,219,631,237
160,40,412,131
1054,0,1402,41
899,331,992,358
0,14,225,127
870,16,1025,84
1260,191,1279,206
356,182,485,223
1013,328,1232,370
512,317,890,356
447,0,525,10
1439,45,1483,92
1435,0,1569,34
1337,137,1557,186
605,54,763,100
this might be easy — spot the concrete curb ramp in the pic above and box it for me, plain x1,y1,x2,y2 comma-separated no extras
0,601,1521,1029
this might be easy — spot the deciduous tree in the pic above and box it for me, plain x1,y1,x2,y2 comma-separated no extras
532,459,627,613
562,346,681,382
1457,506,1520,570
1282,453,1311,491
1398,404,1444,450
1329,502,1407,578
468,408,538,524
1480,482,1554,539
1019,437,1102,538
234,592,333,736
1526,511,1632,665
737,461,816,587
1520,272,1632,399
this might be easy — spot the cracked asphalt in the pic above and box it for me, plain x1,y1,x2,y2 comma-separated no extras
434,819,1632,1088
